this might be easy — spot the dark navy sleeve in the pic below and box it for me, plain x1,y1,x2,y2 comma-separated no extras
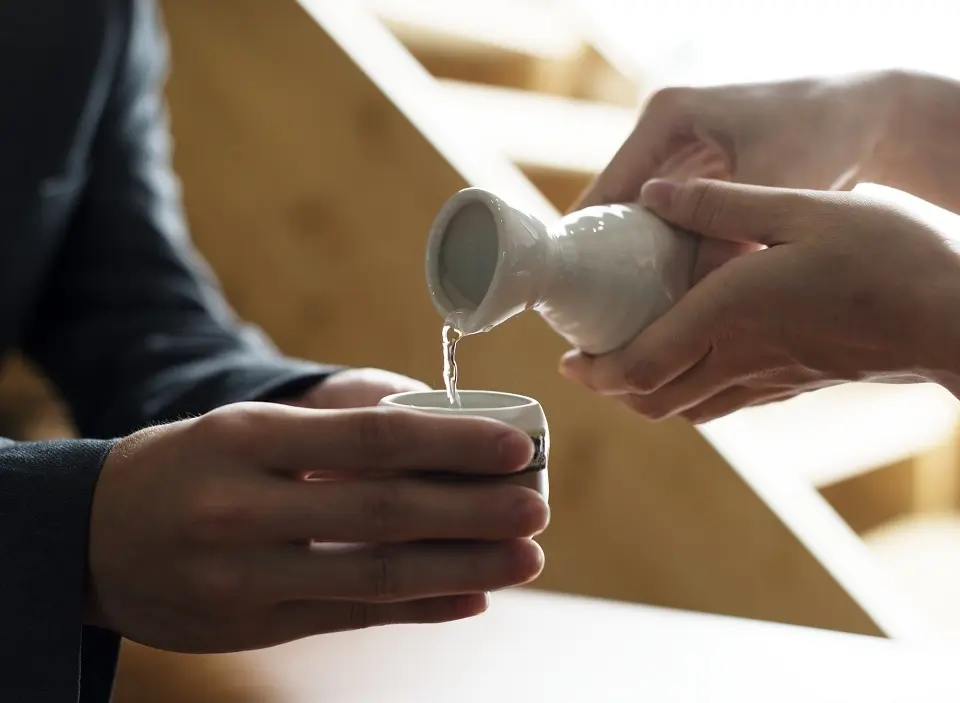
21,0,340,443
0,437,115,701
8,1,343,700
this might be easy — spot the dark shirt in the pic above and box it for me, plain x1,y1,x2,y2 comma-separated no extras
0,1,339,699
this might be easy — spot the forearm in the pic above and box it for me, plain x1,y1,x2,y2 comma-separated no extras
868,69,960,213
26,318,338,438
23,0,341,438
50,322,339,437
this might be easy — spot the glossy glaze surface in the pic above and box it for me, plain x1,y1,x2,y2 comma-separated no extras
426,187,697,353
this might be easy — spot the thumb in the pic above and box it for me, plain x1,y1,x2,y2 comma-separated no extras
640,178,811,245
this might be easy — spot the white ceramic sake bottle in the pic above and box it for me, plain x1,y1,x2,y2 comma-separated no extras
425,187,698,355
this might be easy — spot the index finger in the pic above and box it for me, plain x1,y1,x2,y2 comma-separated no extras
571,93,687,211
641,178,819,245
214,404,534,476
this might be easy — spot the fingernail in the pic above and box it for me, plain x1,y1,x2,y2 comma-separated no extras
641,179,678,210
498,432,534,468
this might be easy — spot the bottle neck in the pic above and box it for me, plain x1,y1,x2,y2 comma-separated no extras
461,205,551,334
530,220,563,312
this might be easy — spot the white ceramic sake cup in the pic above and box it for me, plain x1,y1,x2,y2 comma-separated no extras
378,390,549,501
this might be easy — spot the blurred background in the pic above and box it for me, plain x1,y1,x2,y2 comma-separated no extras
3,0,960,694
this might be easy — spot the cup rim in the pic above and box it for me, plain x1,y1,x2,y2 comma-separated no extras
380,389,539,412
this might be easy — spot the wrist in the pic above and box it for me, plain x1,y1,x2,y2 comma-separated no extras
84,438,128,629
825,69,908,185
884,69,960,140
869,69,960,211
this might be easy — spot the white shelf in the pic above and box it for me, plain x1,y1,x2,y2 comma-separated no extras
362,0,583,59
701,383,960,488
866,512,960,638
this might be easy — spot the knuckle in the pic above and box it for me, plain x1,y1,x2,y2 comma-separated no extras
687,179,726,232
354,409,404,462
364,548,399,601
348,602,374,630
644,85,694,114
183,489,254,546
193,404,264,456
624,361,661,393
358,481,403,539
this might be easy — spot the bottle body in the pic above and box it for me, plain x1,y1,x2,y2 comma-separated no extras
535,202,697,354
425,187,697,354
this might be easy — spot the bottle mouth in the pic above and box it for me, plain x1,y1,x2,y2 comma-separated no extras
425,188,507,335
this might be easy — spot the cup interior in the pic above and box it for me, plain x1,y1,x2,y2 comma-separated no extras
381,390,537,412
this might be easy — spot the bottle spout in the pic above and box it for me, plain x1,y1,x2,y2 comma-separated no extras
426,188,547,335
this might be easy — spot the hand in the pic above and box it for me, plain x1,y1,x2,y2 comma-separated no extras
575,71,899,282
578,71,898,203
87,402,548,653
561,178,960,423
296,367,430,410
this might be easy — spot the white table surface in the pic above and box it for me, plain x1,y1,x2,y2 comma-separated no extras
118,587,960,702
